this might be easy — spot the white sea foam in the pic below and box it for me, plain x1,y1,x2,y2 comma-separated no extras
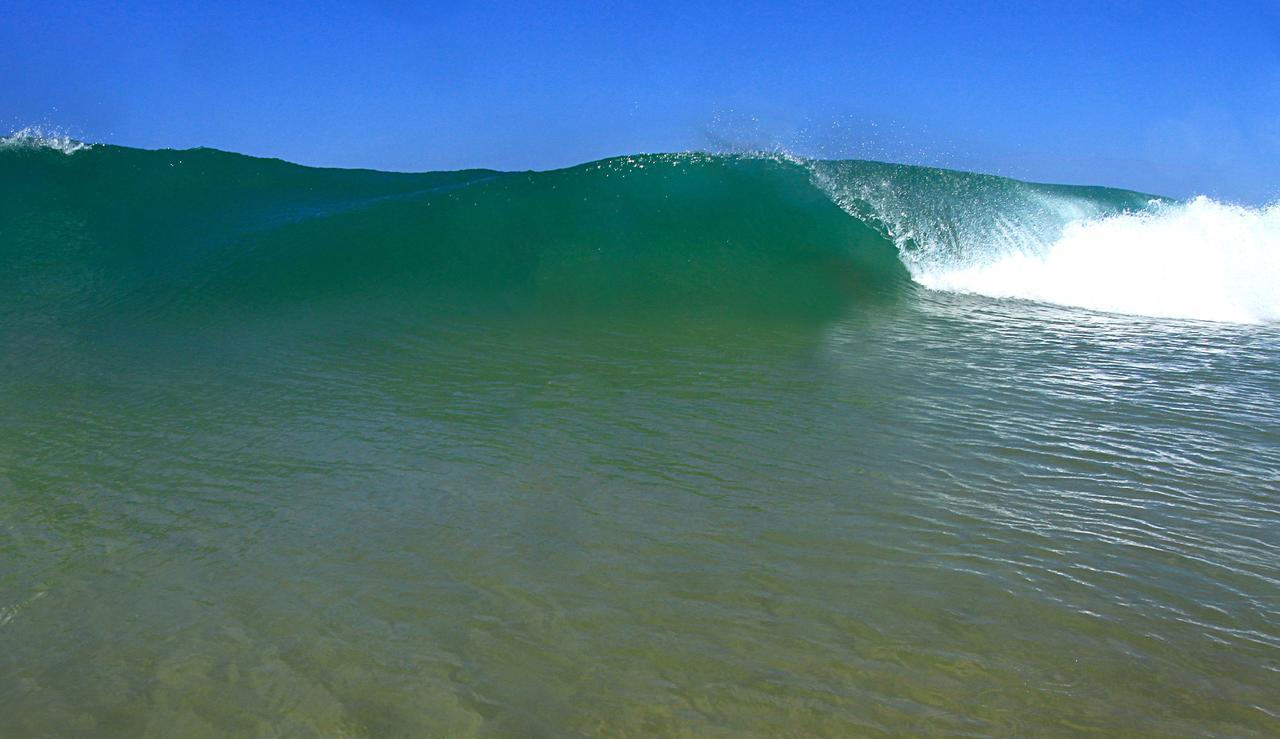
915,197,1280,324
0,126,92,154
801,155,1280,324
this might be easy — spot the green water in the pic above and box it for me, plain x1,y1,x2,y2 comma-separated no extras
2,141,1277,735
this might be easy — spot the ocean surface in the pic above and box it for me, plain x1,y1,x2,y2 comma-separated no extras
2,131,1278,736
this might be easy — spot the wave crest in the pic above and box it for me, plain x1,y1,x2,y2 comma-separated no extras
1,126,92,154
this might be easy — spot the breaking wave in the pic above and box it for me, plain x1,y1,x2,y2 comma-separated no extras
3,135,1273,325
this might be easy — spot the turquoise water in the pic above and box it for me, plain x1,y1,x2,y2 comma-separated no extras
2,137,1278,735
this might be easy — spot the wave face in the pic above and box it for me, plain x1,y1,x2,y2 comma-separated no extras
2,143,905,324
7,136,1272,324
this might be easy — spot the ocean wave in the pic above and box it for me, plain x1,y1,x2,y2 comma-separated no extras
6,139,1270,325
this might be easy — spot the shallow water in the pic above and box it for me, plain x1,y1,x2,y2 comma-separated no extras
3,286,1277,736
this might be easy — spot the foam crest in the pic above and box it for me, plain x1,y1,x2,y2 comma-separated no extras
917,197,1280,324
1,126,92,154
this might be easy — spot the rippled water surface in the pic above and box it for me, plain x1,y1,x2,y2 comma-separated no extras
2,289,1278,736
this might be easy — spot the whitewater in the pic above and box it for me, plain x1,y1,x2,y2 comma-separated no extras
797,156,1280,325
912,198,1280,325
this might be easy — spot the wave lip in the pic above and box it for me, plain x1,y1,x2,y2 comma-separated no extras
914,197,1280,325
0,126,92,155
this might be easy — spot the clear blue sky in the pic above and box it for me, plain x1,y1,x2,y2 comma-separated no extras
5,0,1278,202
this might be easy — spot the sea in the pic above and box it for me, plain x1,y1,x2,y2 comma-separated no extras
2,130,1278,735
